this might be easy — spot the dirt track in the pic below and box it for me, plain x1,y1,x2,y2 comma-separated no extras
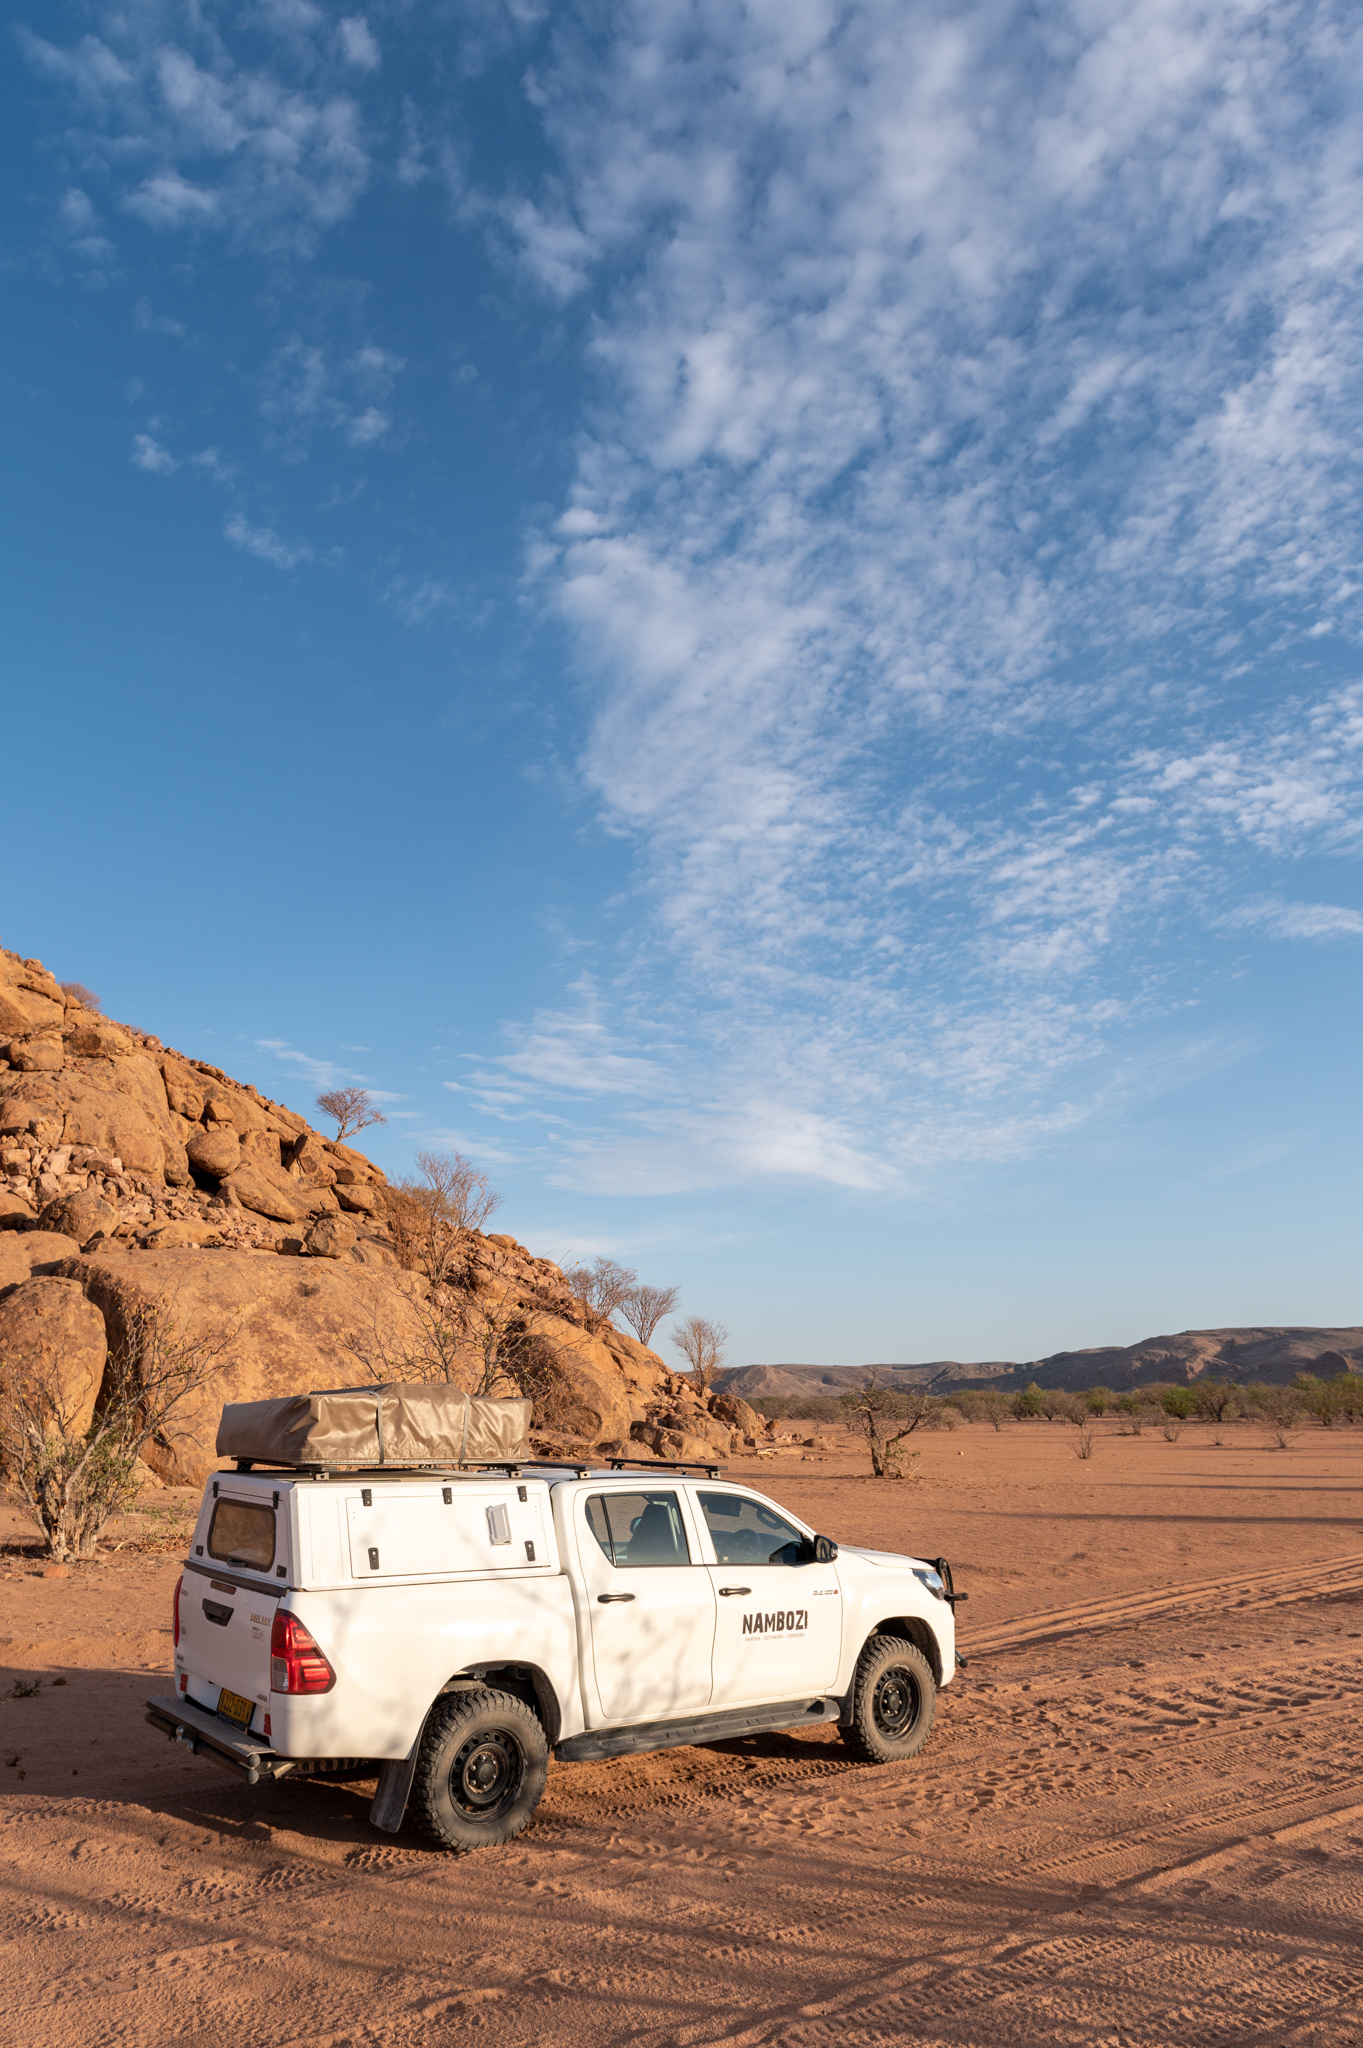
3,1424,1362,2046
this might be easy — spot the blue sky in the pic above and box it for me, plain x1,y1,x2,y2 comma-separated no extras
5,0,1362,1366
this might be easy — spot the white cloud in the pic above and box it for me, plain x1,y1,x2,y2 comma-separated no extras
224,513,311,569
57,184,116,267
346,405,390,445
22,11,373,255
494,0,1363,1191
260,336,404,451
338,16,380,72
255,1039,367,1089
1225,898,1363,941
132,433,177,474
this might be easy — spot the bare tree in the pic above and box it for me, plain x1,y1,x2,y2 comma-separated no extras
564,1257,638,1336
59,981,102,1012
387,1151,502,1288
0,1298,235,1561
619,1283,679,1347
346,1281,600,1441
840,1373,949,1479
345,1295,471,1391
316,1086,387,1144
671,1315,728,1396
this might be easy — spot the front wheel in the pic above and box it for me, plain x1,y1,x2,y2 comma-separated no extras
839,1634,936,1763
409,1688,549,1852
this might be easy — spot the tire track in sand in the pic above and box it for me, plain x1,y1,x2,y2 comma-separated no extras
963,1548,1363,1657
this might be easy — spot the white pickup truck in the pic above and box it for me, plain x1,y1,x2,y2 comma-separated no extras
147,1456,965,1851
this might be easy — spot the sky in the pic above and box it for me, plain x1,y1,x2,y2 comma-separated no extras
4,0,1362,1368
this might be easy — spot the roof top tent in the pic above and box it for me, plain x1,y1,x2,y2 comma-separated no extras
215,1384,726,1481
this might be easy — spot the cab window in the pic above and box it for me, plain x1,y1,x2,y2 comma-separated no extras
584,1491,692,1567
698,1490,805,1566
207,1498,276,1571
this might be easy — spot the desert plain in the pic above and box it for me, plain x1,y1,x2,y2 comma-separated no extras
2,1419,1362,2048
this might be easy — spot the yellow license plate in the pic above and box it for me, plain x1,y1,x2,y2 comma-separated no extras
216,1687,255,1730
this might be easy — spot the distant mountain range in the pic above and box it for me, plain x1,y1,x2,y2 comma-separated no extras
718,1327,1363,1398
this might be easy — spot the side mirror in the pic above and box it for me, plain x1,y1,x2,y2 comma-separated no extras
812,1533,838,1563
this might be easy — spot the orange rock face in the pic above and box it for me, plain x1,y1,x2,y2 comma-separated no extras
0,941,742,1482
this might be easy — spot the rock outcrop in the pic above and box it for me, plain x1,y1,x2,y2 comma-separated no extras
0,944,759,1483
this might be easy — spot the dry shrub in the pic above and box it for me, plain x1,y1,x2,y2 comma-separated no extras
0,1296,233,1561
347,1278,565,1406
1162,1418,1182,1442
59,981,102,1012
1262,1388,1301,1448
387,1151,501,1288
1074,1426,1097,1460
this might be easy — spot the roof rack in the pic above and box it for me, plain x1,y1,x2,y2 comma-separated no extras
533,1456,728,1480
233,1458,527,1479
230,1453,728,1481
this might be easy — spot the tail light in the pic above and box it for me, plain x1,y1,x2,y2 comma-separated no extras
269,1610,336,1694
172,1574,182,1647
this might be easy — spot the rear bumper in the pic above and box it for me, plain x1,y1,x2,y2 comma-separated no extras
145,1694,294,1786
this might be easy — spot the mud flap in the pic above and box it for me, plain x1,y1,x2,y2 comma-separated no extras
368,1723,425,1834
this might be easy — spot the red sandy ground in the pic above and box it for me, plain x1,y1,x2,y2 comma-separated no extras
3,1420,1362,2047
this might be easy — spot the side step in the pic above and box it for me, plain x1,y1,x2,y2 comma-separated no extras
555,1694,842,1763
145,1694,295,1787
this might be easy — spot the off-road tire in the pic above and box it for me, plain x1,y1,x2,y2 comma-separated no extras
410,1688,549,1852
839,1634,936,1763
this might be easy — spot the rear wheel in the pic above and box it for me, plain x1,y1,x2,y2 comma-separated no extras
409,1688,548,1852
839,1634,936,1763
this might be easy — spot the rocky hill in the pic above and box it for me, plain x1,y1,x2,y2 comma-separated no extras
0,944,759,1483
723,1327,1363,1401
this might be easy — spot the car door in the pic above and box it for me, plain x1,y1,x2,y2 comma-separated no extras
575,1487,716,1725
694,1488,843,1707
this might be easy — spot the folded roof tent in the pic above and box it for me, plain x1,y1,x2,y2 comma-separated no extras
215,1383,532,1468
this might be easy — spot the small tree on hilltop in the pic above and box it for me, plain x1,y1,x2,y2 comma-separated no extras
841,1373,949,1479
316,1085,387,1144
564,1257,638,1336
59,981,102,1013
387,1150,502,1289
620,1283,679,1347
671,1315,728,1396
0,1297,235,1561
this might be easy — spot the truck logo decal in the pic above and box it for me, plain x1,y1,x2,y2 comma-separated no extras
742,1609,808,1637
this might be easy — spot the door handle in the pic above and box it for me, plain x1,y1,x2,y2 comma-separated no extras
718,1586,751,1597
202,1599,233,1626
597,1592,635,1603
